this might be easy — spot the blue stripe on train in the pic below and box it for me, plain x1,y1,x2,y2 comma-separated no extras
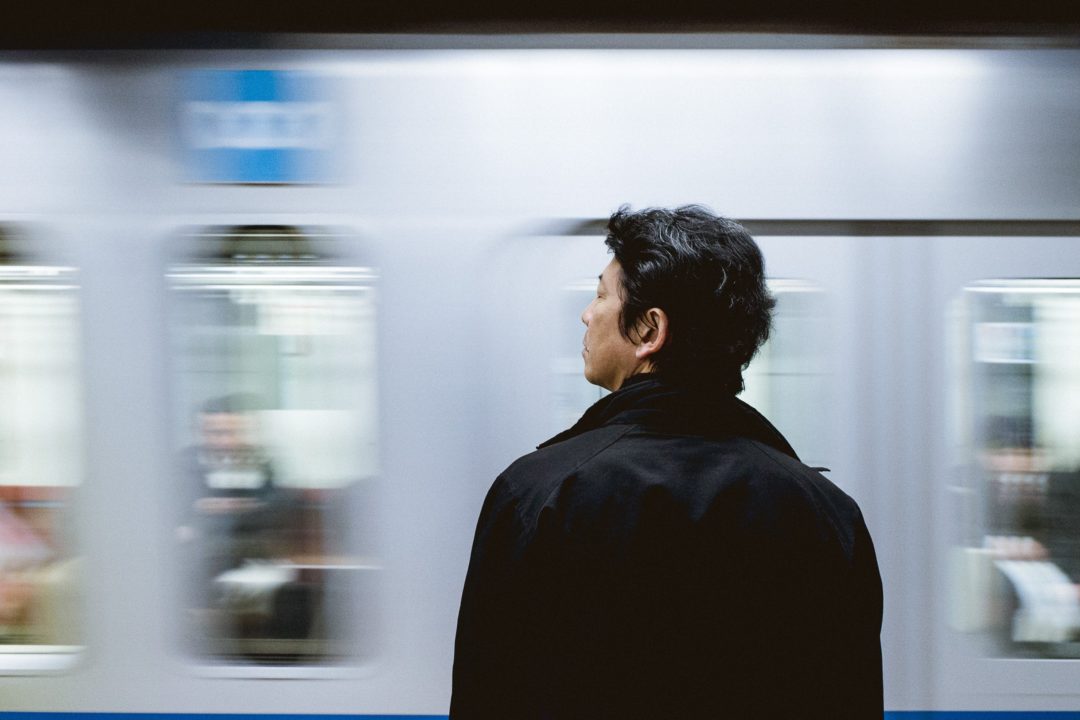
887,715,1080,719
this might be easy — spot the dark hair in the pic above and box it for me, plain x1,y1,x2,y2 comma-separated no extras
201,392,265,415
605,204,775,394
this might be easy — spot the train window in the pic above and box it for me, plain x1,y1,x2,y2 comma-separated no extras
742,280,831,469
0,228,83,673
950,280,1080,659
167,226,379,674
555,278,830,467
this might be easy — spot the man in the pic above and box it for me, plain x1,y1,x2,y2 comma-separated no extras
452,205,883,719
178,394,296,648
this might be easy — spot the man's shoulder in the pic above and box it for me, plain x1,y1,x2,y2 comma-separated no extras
497,422,862,539
504,420,797,483
498,424,636,495
510,421,825,487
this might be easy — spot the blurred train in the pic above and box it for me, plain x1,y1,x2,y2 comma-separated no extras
1,38,1080,718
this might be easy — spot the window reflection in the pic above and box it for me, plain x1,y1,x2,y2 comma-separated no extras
951,280,1080,657
0,228,82,671
168,226,379,669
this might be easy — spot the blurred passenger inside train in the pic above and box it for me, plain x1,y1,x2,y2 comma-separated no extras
1045,469,1080,587
979,415,1080,577
177,393,296,645
977,416,1080,651
981,415,1049,556
0,498,53,639
452,205,883,719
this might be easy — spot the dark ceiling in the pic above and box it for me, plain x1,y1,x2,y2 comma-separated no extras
4,0,1080,48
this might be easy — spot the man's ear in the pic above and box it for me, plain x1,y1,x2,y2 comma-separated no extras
633,307,669,360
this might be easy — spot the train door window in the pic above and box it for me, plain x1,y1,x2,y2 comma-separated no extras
950,280,1080,659
167,226,379,673
0,227,83,673
742,280,831,470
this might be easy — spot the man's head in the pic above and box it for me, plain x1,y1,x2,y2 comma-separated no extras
582,205,775,394
198,393,262,453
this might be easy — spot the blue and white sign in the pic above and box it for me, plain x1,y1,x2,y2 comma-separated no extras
180,70,337,184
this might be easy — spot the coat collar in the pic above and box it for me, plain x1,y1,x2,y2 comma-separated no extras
537,373,799,461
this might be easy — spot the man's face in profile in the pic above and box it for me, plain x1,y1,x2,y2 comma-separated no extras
581,259,641,391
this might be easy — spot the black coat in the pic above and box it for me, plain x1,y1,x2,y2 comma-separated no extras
452,374,883,719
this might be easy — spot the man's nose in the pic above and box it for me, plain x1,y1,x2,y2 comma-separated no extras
581,306,590,326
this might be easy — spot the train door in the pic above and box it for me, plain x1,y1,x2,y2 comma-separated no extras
165,225,380,674
929,231,1080,711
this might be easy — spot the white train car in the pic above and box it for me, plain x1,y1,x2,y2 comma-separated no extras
0,37,1079,718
